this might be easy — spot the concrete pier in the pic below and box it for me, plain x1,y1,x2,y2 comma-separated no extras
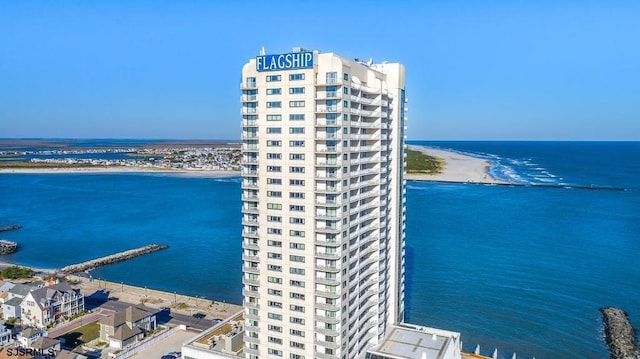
61,243,168,273
0,240,18,254
601,307,640,359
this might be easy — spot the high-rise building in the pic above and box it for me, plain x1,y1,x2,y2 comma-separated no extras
240,48,461,359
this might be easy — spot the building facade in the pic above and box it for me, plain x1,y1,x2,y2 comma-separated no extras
241,48,408,359
20,283,84,329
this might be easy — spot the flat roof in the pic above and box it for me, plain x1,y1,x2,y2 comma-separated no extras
367,324,460,359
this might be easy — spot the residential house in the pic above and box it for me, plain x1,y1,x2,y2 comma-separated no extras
20,283,84,328
98,304,157,349
0,323,13,346
2,282,40,320
17,327,44,347
31,337,61,359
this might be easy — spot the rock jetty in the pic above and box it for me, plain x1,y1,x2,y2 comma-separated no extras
61,244,168,274
0,225,22,233
601,307,640,359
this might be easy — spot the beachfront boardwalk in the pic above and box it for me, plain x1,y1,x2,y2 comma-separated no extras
69,275,242,321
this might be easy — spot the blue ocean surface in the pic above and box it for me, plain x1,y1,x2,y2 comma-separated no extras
0,141,639,358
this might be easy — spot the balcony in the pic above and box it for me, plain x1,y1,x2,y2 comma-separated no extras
315,251,341,260
316,78,343,86
242,133,258,139
241,144,258,151
316,92,342,100
314,312,341,323
316,105,340,113
241,108,257,115
242,181,258,189
242,206,259,214
315,172,339,179
241,94,258,102
314,186,340,194
315,339,341,350
315,199,338,206
242,119,258,127
241,157,258,165
315,119,339,127
315,146,339,153
242,169,258,176
240,82,257,89
315,264,341,273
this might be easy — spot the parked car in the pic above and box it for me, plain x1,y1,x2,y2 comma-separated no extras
192,312,206,319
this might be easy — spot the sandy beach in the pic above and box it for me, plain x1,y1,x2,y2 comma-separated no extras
406,145,507,184
0,166,241,178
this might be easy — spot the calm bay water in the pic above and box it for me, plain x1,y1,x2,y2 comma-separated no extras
1,141,639,358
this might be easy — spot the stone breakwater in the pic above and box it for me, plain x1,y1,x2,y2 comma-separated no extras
601,307,640,359
61,244,168,274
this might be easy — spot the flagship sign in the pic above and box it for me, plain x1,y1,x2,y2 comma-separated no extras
256,51,314,72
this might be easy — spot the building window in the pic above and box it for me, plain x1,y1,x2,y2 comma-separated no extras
267,101,282,108
267,114,282,121
343,114,348,121
269,324,283,332
343,73,349,81
267,88,282,95
267,153,282,160
267,140,281,147
267,191,282,198
289,140,305,147
289,167,305,174
267,215,282,222
267,178,282,185
268,264,282,271
268,277,282,284
289,218,305,225
267,203,282,210
343,100,348,108
290,230,305,237
267,228,282,235
289,87,305,94
289,153,304,160
289,179,305,186
267,166,281,172
268,288,282,296
290,302,305,310
289,127,304,134
290,317,305,325
266,75,281,82
290,242,305,249
268,301,282,308
290,255,305,262
290,205,305,212
267,127,282,134
289,73,305,81
290,267,305,275
326,72,338,84
268,349,283,356
290,280,305,288
289,114,305,121
267,240,282,247
343,87,349,94
289,101,305,108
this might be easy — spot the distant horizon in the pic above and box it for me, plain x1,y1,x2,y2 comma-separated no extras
1,137,638,143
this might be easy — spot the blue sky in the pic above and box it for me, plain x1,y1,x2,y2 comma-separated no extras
1,1,639,140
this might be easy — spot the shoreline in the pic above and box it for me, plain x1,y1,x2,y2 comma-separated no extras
0,166,240,178
406,145,508,184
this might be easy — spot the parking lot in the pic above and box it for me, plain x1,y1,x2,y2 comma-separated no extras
129,329,199,358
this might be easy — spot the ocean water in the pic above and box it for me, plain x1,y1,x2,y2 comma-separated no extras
1,141,639,358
